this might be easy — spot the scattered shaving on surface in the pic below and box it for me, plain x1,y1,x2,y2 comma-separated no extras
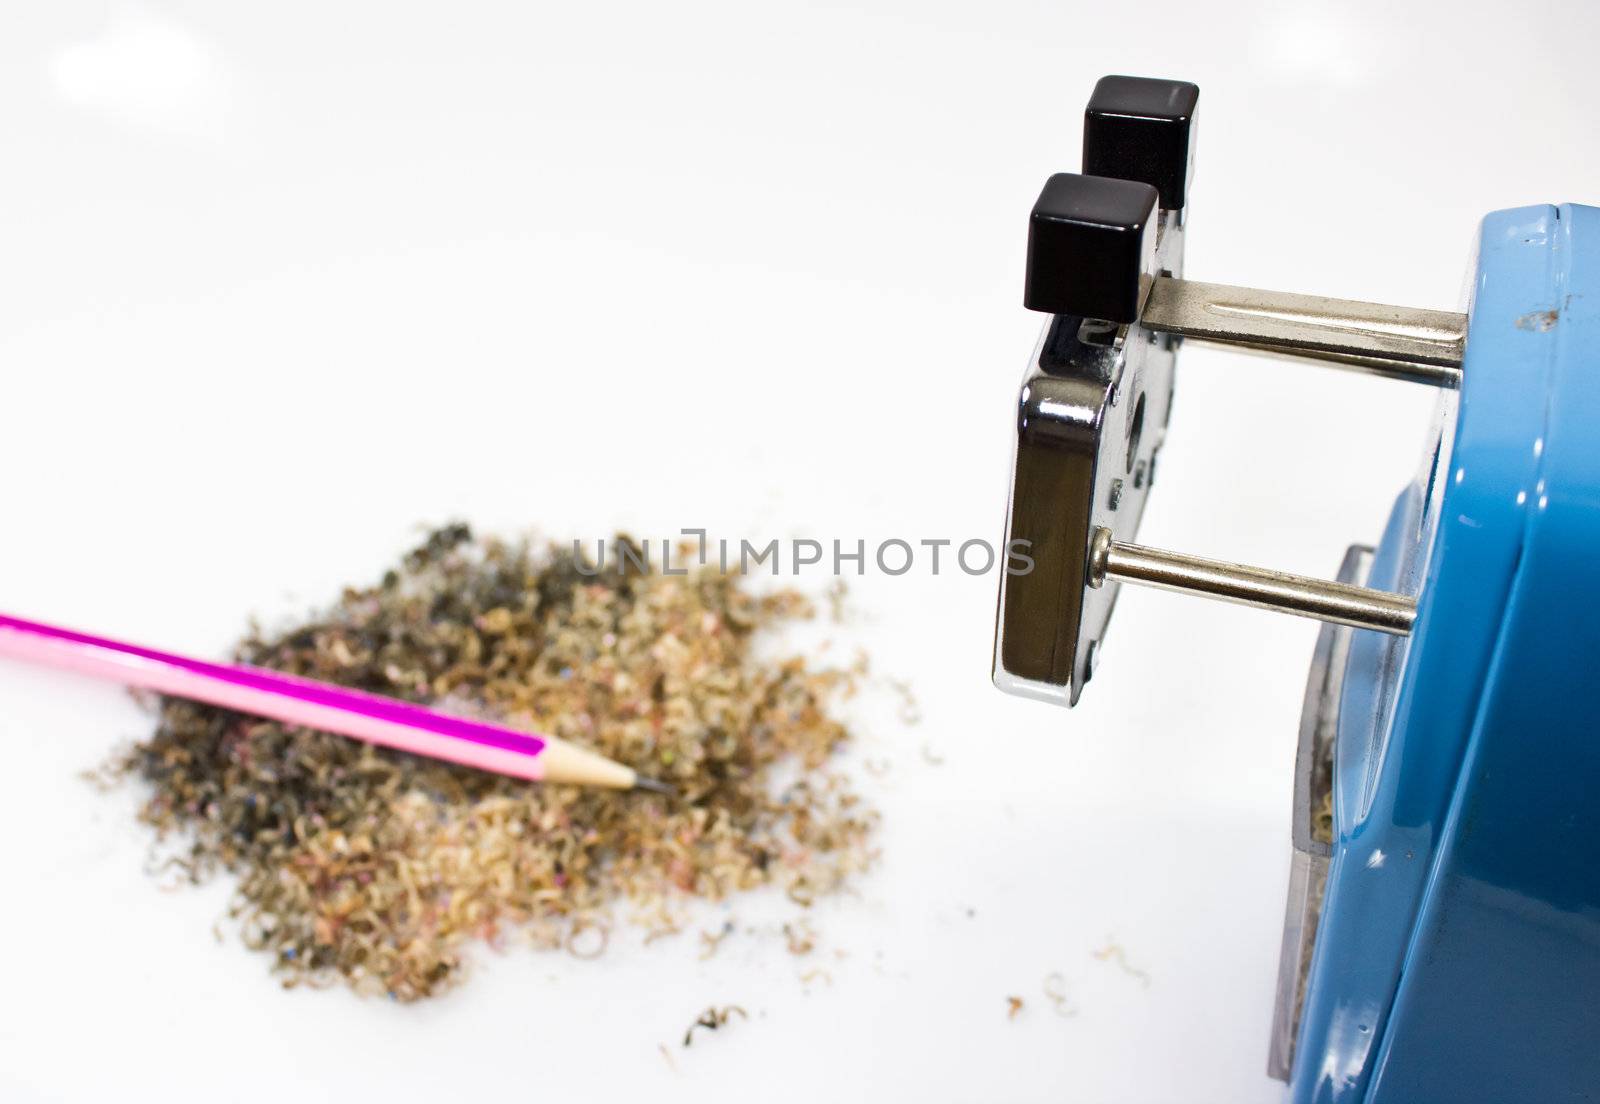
683,1004,747,1046
115,526,876,1000
1042,972,1077,1018
1091,940,1151,989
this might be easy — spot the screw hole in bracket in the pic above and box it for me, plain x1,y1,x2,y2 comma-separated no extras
1126,392,1146,474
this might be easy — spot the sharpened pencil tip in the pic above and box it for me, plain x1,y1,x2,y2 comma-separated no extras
631,774,676,797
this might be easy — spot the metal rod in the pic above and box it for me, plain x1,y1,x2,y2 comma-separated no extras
1141,276,1466,388
1089,531,1416,635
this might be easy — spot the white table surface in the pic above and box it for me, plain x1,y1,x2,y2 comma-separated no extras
1,2,1595,1101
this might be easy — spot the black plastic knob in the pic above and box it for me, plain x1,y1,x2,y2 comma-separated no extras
1083,76,1199,211
1024,172,1158,322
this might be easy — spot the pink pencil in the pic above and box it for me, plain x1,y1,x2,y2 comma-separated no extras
0,612,664,791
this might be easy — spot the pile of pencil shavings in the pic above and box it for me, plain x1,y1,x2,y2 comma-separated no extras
118,526,876,1000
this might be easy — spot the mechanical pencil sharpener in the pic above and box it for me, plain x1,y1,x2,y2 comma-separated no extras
993,76,1600,1103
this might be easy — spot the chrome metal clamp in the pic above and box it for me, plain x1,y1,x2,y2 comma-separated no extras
993,75,1464,706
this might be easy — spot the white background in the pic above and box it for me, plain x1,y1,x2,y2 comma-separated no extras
0,2,1595,1101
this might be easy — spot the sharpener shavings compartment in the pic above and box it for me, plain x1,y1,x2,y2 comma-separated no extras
1285,205,1600,1104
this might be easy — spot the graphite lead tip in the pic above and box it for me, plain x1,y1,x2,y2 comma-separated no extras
630,774,677,797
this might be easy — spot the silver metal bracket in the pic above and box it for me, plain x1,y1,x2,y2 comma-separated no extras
992,215,1184,706
992,75,1453,707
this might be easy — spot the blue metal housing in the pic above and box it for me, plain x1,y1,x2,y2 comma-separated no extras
1290,204,1600,1102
